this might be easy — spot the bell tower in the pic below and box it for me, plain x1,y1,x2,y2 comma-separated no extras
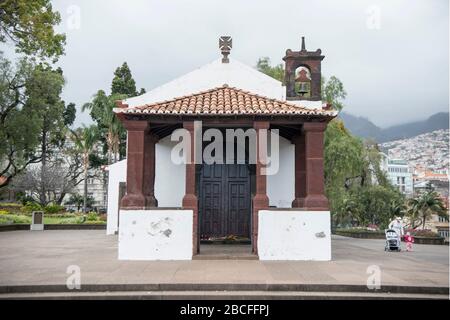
283,37,325,101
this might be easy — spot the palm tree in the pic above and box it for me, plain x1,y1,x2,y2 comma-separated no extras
408,191,446,230
389,199,406,220
70,125,98,213
82,91,125,164
337,197,362,227
103,94,123,163
406,198,422,229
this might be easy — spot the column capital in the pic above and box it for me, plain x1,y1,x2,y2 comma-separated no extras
183,121,195,130
253,120,270,130
302,121,327,132
122,119,150,132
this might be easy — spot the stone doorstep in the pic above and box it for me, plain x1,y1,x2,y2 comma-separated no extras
0,291,447,300
192,255,258,260
0,283,448,296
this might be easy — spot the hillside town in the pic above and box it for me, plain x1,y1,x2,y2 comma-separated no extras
380,129,449,238
381,129,449,174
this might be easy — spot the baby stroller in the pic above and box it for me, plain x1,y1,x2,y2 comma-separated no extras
384,229,401,252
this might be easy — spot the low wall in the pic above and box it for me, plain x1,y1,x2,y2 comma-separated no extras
414,236,446,245
334,230,385,239
334,230,446,245
0,224,106,232
258,210,331,261
118,209,193,260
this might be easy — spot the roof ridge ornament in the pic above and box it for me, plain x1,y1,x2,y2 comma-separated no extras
219,36,232,63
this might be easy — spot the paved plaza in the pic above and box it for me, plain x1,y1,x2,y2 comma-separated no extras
0,230,447,291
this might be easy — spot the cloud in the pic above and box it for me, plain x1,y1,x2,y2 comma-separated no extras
47,0,449,127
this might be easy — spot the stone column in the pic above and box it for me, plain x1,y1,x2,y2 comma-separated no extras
120,120,158,209
182,121,199,255
252,121,270,254
303,122,329,210
292,133,306,208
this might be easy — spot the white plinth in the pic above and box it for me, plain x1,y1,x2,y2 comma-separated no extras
258,210,331,261
30,224,44,231
118,209,193,260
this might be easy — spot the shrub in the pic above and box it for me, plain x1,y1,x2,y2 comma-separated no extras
335,228,384,234
21,202,42,213
407,229,440,238
44,204,65,214
86,212,98,221
0,214,31,224
83,220,106,225
12,215,31,224
0,202,21,208
0,210,9,215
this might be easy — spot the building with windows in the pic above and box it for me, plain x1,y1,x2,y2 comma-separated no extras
67,168,108,212
380,154,414,196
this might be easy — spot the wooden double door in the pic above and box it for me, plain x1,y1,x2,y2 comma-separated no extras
199,164,251,239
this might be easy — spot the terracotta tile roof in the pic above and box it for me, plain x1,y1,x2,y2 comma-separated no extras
114,85,336,117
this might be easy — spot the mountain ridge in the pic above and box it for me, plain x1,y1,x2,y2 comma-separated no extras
339,112,449,142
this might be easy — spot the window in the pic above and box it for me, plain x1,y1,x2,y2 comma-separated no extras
439,216,449,222
438,230,449,238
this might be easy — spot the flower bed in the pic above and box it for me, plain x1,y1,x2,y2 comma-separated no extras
0,224,106,232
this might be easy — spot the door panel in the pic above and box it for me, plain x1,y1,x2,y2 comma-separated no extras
200,164,250,239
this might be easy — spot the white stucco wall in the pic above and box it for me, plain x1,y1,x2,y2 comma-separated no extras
124,58,285,106
258,210,331,261
106,136,186,235
154,136,185,207
106,160,127,235
118,209,193,260
267,136,295,208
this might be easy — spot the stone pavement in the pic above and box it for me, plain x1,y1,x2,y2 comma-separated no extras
0,231,448,289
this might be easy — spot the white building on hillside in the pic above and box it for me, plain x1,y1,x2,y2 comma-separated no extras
380,153,414,196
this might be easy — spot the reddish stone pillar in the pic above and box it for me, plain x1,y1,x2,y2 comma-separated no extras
182,121,199,255
292,133,306,208
303,122,329,210
120,120,158,209
252,121,270,254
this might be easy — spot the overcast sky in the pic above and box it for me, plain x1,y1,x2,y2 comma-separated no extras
9,0,449,127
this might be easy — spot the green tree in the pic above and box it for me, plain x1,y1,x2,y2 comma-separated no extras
63,102,76,127
23,64,69,204
408,191,446,230
0,55,74,188
322,76,346,112
256,57,284,82
70,125,98,213
111,62,138,96
0,55,38,187
0,0,66,61
256,56,402,228
84,62,142,161
82,91,126,163
65,193,94,212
